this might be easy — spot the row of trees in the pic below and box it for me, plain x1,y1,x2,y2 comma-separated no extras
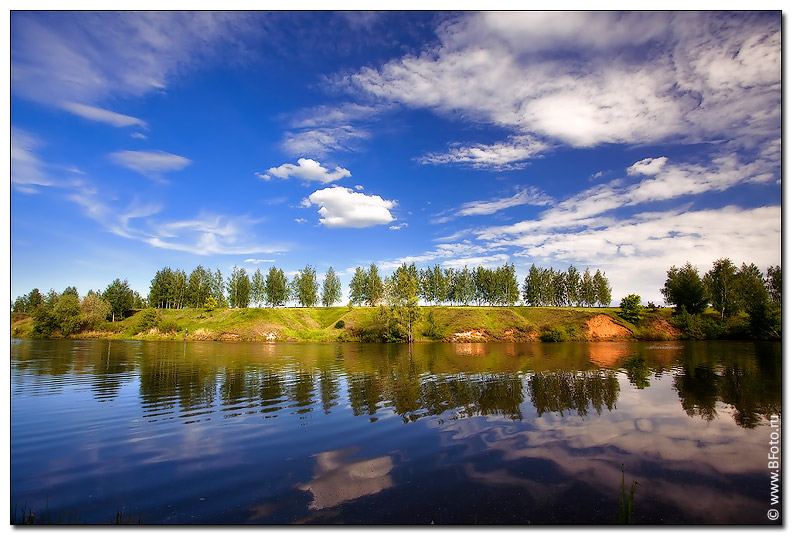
13,280,146,336
522,265,611,307
349,263,524,307
660,259,781,338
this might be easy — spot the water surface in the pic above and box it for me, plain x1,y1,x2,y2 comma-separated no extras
10,339,781,524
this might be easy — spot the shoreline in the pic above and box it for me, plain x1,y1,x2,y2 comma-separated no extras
12,305,774,343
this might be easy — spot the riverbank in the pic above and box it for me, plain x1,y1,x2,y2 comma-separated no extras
11,305,699,342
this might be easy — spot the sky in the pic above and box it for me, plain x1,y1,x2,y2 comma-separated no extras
9,11,782,306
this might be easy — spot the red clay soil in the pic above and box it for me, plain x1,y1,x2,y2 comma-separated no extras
586,314,633,341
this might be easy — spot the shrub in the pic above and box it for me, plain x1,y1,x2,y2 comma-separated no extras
204,296,218,313
540,326,568,342
133,308,160,334
334,319,345,329
618,294,644,324
159,319,179,334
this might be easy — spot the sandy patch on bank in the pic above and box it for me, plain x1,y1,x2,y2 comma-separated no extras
451,329,488,342
586,315,632,341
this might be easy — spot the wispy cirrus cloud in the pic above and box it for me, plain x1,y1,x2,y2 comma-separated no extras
61,101,147,128
258,158,351,184
109,150,191,180
305,186,396,228
418,135,549,170
433,187,553,224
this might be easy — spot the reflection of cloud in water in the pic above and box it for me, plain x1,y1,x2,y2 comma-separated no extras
299,447,393,510
440,374,771,523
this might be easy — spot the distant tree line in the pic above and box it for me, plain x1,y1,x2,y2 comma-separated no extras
522,265,611,307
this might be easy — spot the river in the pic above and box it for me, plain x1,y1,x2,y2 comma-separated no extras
10,339,781,524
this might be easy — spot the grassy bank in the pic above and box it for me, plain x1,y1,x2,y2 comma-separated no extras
11,305,690,343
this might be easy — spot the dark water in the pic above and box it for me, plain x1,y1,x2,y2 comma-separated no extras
10,339,781,525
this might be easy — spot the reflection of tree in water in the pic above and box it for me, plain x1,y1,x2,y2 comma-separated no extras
289,371,316,415
673,366,719,422
259,370,284,416
672,343,781,429
318,371,340,415
348,373,384,418
622,356,651,389
418,374,524,420
138,353,216,414
529,370,619,417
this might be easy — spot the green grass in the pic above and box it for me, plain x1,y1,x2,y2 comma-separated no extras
8,305,693,343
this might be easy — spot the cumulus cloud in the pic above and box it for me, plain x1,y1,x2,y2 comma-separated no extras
344,12,780,152
261,158,351,184
109,150,191,179
306,186,396,228
61,101,147,128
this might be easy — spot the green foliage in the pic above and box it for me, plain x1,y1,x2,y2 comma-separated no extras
53,293,83,335
158,318,179,334
366,264,384,307
265,267,290,307
148,267,187,309
103,278,134,320
703,258,739,318
186,265,214,308
618,294,644,324
617,466,638,524
661,262,708,315
334,319,345,329
294,264,319,307
250,268,266,307
671,308,724,340
227,266,251,308
81,294,111,330
422,310,443,340
133,308,160,334
766,265,781,306
623,356,651,388
204,295,218,313
540,326,569,342
349,267,368,306
321,267,342,307
593,269,612,307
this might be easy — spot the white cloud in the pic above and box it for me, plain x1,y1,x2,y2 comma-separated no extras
295,218,308,224
282,127,369,157
389,223,408,230
354,185,364,191
262,158,351,184
477,148,779,240
418,135,548,169
11,128,52,192
458,187,553,217
109,150,191,179
11,12,258,107
244,258,276,264
61,101,147,128
627,157,668,176
131,132,147,139
344,12,780,151
306,186,396,228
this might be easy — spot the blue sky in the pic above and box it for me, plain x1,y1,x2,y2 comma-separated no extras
10,11,782,305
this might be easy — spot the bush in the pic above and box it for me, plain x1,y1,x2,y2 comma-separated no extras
422,310,442,340
159,318,179,334
334,319,345,329
540,326,568,342
618,294,644,324
97,321,125,333
133,308,160,334
671,308,725,340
